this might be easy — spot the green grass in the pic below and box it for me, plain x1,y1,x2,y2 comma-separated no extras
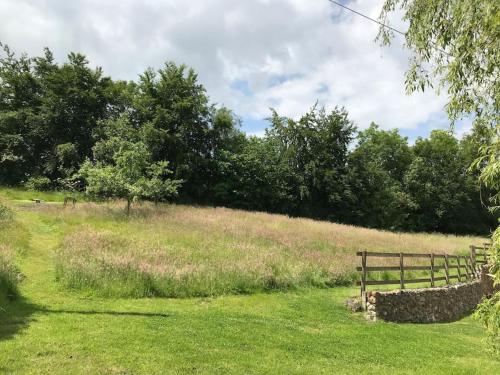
0,188,498,374
0,249,20,306
0,187,84,203
0,201,24,305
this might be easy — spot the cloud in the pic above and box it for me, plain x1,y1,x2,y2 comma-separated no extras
0,0,450,133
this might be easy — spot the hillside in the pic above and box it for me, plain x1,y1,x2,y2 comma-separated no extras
1,188,486,297
0,190,497,374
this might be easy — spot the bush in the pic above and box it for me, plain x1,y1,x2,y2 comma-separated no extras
474,226,500,353
0,202,13,221
475,292,500,353
25,176,53,191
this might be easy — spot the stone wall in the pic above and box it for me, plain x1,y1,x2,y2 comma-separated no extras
365,265,496,323
480,264,500,297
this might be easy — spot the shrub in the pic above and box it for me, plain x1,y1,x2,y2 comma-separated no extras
474,292,500,353
474,226,500,353
0,202,13,221
25,176,53,191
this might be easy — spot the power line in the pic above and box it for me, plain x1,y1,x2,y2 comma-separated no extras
326,0,406,36
326,0,451,57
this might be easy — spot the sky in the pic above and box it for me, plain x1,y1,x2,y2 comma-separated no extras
0,0,472,141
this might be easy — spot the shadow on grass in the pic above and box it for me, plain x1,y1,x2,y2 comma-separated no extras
0,298,170,343
0,296,39,342
36,308,170,318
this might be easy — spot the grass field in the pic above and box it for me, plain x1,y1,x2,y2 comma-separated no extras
0,189,498,374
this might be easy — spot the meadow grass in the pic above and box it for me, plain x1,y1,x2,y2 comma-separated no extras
0,189,498,374
33,200,484,298
0,201,25,306
0,244,20,306
0,186,84,203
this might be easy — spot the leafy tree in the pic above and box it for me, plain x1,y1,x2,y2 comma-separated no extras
212,136,293,213
0,44,114,184
472,125,500,350
378,0,498,127
0,43,41,184
379,0,499,347
0,42,496,239
347,124,413,229
404,130,496,234
78,116,182,214
35,51,113,181
266,106,356,220
133,63,212,202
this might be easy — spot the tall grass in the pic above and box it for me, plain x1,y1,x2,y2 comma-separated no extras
51,202,485,298
0,201,22,304
55,226,356,297
0,244,21,303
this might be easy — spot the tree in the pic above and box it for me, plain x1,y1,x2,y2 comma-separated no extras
404,130,495,234
347,123,413,229
266,106,356,220
78,116,182,214
212,136,293,213
0,44,114,185
0,43,41,184
133,63,212,202
379,0,499,348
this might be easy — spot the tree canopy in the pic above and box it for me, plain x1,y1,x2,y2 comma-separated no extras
378,0,499,350
0,42,496,233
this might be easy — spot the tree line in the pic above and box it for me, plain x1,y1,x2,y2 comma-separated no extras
0,44,496,234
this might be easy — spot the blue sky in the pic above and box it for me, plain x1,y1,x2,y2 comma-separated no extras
0,0,471,141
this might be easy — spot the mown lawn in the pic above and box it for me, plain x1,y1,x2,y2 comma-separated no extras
0,189,498,374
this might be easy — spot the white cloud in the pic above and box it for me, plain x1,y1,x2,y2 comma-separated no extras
0,0,449,132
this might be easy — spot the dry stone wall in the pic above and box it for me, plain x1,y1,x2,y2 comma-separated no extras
480,264,500,297
365,265,496,323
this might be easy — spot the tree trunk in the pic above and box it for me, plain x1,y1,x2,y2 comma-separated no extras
126,199,131,216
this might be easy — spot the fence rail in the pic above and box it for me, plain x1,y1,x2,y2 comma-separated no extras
356,244,491,307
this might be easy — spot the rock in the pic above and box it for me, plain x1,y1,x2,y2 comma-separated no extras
345,297,363,312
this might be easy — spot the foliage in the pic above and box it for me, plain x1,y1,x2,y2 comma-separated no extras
378,0,499,126
0,43,115,185
133,63,214,202
474,227,500,352
212,136,291,212
0,41,496,234
78,117,182,213
24,176,52,191
0,204,20,305
347,123,413,229
0,201,12,221
0,244,20,305
472,125,500,212
379,0,500,349
404,130,494,233
265,106,356,219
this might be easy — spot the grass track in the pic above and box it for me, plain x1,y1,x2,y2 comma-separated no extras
0,192,499,374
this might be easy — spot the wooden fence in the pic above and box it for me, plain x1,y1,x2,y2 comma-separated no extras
356,243,491,306
470,243,491,268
